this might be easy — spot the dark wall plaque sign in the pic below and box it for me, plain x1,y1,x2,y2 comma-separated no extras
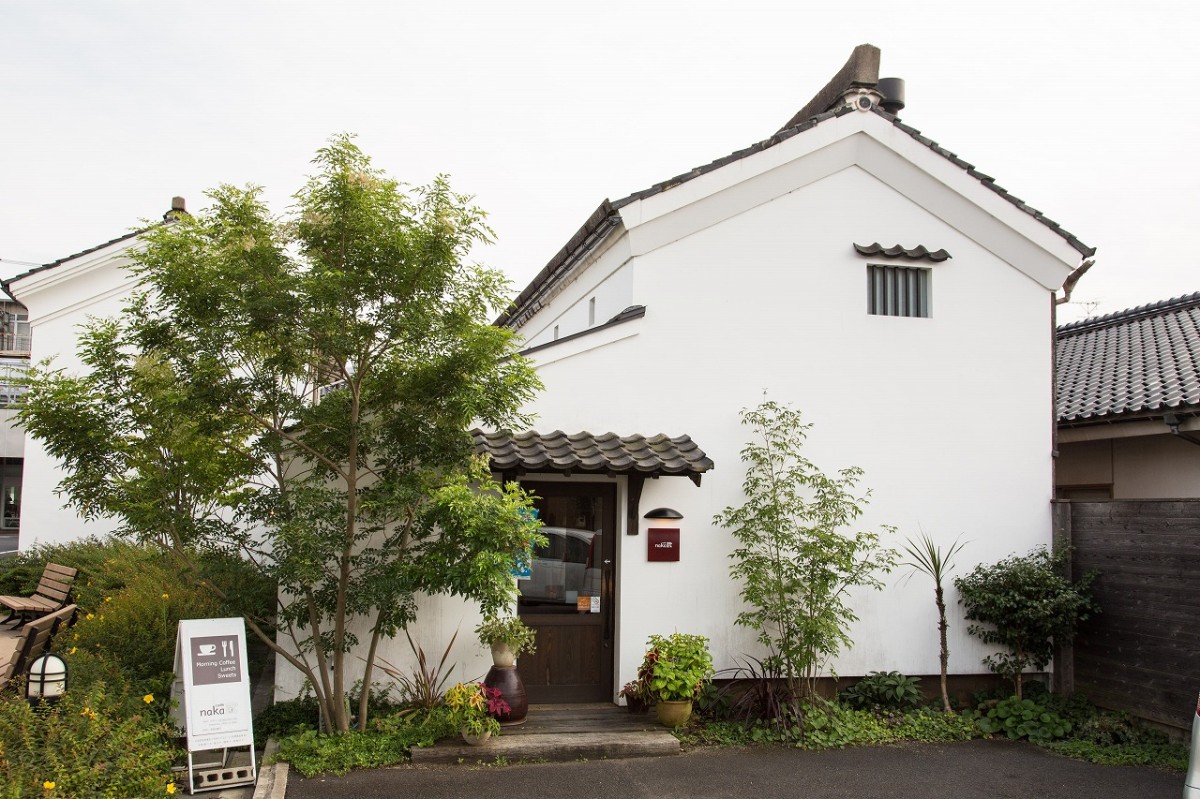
647,528,680,562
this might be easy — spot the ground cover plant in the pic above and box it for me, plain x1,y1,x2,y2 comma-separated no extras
271,708,457,777
683,669,1185,773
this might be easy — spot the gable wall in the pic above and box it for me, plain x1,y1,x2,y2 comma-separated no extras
518,234,634,350
10,249,138,548
520,164,1059,686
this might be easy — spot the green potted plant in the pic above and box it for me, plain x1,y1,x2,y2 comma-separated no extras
475,616,537,667
640,632,714,727
445,681,507,745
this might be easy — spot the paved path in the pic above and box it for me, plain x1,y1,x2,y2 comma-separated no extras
286,739,1183,798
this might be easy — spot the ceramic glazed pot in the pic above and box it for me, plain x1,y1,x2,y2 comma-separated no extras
490,642,516,668
483,664,528,725
655,699,693,728
461,729,492,746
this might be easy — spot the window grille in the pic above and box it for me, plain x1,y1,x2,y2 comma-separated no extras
867,264,931,318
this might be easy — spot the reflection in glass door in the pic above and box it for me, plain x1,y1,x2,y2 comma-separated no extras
517,483,615,702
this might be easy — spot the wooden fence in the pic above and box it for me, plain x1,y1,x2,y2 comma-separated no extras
1053,499,1200,730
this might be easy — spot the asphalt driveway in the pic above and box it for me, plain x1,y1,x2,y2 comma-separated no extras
286,738,1184,798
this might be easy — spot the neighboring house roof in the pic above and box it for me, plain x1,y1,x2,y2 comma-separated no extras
1056,292,1200,425
2,200,185,301
497,44,1094,328
1,228,144,299
472,429,714,485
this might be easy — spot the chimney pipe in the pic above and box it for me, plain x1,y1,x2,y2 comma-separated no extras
164,196,187,221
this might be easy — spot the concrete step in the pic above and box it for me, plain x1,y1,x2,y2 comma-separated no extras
411,729,680,765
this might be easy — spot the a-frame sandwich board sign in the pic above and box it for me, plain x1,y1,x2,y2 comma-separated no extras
172,618,257,794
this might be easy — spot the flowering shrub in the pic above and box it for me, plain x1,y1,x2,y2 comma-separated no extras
64,566,219,704
0,682,179,797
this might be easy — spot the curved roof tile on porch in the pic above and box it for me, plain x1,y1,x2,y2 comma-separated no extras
471,429,714,485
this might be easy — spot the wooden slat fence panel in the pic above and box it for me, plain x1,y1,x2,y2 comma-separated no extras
1059,499,1200,730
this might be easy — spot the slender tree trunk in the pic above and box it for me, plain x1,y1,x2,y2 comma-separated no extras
1014,645,1025,699
357,623,384,731
935,585,951,712
306,593,339,732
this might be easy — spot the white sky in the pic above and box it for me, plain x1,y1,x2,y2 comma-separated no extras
2,1,1196,324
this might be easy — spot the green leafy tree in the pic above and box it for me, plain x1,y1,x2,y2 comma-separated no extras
954,547,1097,699
714,399,897,705
18,135,545,732
900,532,966,712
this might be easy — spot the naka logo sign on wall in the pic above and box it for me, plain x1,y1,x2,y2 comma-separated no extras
647,528,680,562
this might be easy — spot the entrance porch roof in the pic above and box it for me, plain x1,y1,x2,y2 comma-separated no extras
471,429,714,486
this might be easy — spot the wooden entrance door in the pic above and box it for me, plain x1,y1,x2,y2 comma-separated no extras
517,482,616,702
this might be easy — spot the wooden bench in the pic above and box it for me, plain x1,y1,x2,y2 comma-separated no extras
0,603,78,689
0,562,78,627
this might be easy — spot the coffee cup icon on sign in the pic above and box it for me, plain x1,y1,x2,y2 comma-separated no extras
198,644,217,656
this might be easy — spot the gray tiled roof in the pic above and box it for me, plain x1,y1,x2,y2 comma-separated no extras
499,93,1095,330
854,243,952,262
1056,292,1200,424
472,429,714,481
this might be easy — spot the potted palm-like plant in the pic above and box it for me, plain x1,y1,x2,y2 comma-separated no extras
445,681,508,745
475,616,537,725
640,632,714,727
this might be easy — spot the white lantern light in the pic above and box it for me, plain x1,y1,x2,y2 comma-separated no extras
26,654,68,704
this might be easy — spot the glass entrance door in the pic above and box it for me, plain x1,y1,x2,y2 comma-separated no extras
517,482,616,702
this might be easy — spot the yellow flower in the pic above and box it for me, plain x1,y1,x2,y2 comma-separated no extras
143,694,155,704
162,593,169,600
85,613,94,620
97,615,104,622
42,781,55,790
69,647,77,655
104,596,111,602
166,784,177,795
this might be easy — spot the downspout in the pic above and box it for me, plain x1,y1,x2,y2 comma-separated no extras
1052,259,1096,489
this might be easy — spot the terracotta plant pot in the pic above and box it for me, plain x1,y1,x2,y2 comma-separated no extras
655,699,693,728
483,664,528,725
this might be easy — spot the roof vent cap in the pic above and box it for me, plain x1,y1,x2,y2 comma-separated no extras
164,196,187,222
877,77,905,114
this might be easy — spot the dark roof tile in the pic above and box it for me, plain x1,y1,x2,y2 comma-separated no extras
854,242,952,262
1056,292,1200,424
499,61,1095,329
472,429,714,479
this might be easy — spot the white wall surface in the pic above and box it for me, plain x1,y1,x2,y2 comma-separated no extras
8,243,140,549
517,159,1062,693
